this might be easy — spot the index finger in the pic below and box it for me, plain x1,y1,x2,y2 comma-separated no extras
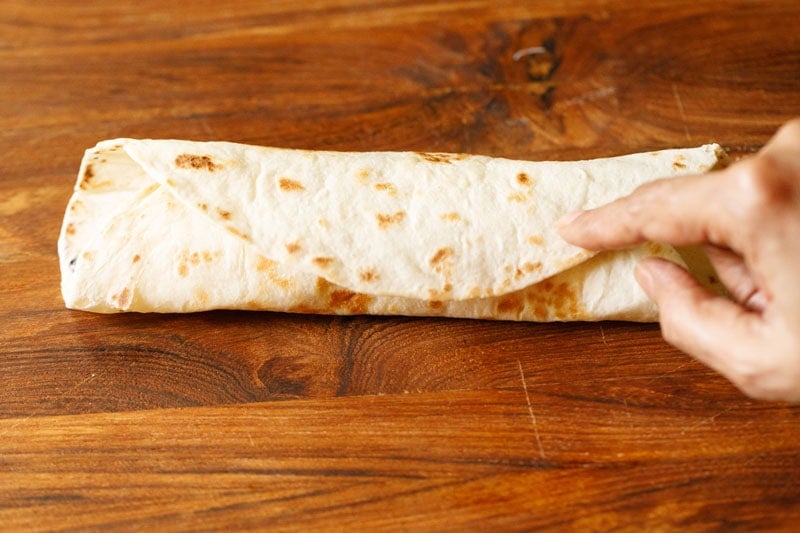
557,170,740,252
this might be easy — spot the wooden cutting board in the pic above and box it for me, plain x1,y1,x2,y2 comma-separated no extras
2,1,799,529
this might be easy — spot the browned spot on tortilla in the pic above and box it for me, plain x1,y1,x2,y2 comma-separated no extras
523,261,542,273
468,287,483,298
279,178,305,192
111,288,131,309
552,281,583,319
194,289,209,306
256,256,277,272
427,284,454,300
177,263,188,277
357,169,371,183
318,218,330,228
316,276,331,292
376,211,405,229
202,251,217,263
78,165,110,190
166,178,176,187
329,289,373,314
672,159,687,169
226,226,249,241
190,252,201,265
175,153,220,171
428,300,444,311
507,192,526,203
417,152,467,164
256,255,293,289
83,164,94,181
132,254,141,263
69,200,82,212
216,207,231,220
527,235,544,246
198,202,208,212
359,269,379,283
440,212,461,222
523,277,586,320
65,223,76,236
497,293,525,316
514,268,524,280
373,182,397,195
285,241,302,254
313,256,334,269
516,172,533,186
430,247,454,266
82,251,93,261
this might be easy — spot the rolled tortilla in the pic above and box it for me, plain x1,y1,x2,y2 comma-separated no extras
58,139,726,321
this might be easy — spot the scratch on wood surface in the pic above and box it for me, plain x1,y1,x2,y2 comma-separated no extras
0,372,99,437
599,325,608,346
556,86,616,110
652,361,689,381
200,117,214,137
622,398,634,428
518,360,545,459
672,82,692,141
681,407,735,434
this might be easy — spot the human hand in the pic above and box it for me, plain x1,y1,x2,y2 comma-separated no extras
558,119,800,401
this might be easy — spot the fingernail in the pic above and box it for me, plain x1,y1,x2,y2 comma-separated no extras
557,210,582,227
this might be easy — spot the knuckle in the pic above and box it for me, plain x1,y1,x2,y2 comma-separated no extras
730,353,800,401
634,179,670,204
732,365,770,399
627,179,670,220
730,156,793,218
777,117,800,139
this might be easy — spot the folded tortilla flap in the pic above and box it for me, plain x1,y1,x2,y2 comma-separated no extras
59,139,725,321
120,139,723,301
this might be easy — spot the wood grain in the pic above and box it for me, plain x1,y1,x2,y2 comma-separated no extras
3,391,800,531
1,0,800,529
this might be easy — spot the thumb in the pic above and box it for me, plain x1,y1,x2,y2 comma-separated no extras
635,257,762,380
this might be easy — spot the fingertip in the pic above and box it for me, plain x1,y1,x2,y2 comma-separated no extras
633,259,657,300
635,256,759,375
556,210,589,247
557,210,583,228
635,256,690,296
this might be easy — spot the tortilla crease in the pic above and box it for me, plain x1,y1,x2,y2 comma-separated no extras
58,139,727,321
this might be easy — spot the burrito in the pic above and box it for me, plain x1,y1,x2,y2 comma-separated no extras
58,139,726,321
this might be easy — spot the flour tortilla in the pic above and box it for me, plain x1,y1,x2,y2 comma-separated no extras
58,139,726,321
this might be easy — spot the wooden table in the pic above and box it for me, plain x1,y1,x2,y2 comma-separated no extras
2,1,799,530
